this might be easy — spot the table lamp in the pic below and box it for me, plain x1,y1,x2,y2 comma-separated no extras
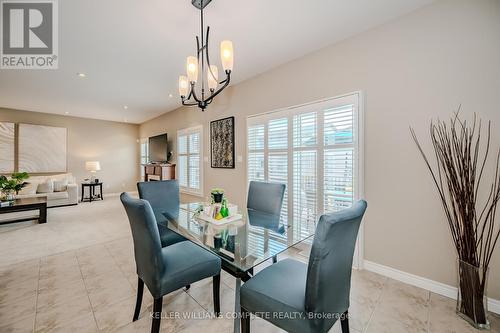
85,161,101,182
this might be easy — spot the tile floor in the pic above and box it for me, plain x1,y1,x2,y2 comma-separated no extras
0,197,499,333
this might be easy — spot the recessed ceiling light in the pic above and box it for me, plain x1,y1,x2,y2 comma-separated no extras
77,72,86,78
168,93,173,98
123,105,128,110
124,118,128,123
64,111,69,114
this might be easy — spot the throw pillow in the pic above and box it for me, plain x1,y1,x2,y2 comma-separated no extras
53,179,68,192
18,182,38,195
37,180,54,193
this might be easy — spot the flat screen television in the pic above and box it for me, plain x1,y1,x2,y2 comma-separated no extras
148,133,168,163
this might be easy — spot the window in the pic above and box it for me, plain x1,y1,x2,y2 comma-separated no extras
177,126,203,195
140,138,149,181
247,93,363,242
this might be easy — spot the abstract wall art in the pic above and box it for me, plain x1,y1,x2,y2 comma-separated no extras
0,122,15,173
210,116,235,168
18,124,67,173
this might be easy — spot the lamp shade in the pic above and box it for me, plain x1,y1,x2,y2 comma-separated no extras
186,56,198,82
178,75,189,96
207,65,218,90
85,161,101,172
220,40,233,72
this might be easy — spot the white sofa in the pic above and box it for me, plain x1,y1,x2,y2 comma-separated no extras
14,173,78,207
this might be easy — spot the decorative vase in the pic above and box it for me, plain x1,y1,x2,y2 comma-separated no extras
212,192,223,203
456,259,490,330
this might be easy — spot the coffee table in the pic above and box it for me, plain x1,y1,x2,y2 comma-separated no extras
0,197,48,225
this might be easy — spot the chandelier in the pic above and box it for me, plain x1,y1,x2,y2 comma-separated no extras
178,0,234,111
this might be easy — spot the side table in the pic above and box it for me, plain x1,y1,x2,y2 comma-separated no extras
81,182,103,202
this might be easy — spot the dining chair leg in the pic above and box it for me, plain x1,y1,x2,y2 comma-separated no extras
185,284,191,291
213,274,221,316
151,297,163,333
241,307,250,333
340,310,349,333
133,277,144,321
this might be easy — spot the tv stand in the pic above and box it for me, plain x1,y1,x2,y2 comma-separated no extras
143,163,176,181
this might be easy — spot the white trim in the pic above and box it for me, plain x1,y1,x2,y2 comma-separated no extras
364,260,500,315
353,91,365,269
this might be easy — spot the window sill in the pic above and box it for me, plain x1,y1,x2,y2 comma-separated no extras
180,189,204,198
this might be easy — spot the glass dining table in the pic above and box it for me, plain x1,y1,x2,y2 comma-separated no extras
164,203,315,333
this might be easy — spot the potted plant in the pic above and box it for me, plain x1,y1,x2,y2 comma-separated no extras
411,112,499,329
0,172,30,201
210,188,224,203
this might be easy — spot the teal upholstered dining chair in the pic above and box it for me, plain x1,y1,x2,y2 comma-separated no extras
247,181,286,215
240,200,367,333
137,180,186,248
120,192,222,333
247,181,286,263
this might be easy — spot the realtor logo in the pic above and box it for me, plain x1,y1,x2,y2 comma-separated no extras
1,0,58,69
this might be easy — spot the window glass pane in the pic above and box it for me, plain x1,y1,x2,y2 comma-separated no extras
189,154,200,189
248,125,265,150
324,148,354,212
324,105,353,145
178,135,188,154
293,150,317,239
178,155,188,187
268,118,288,150
293,112,317,147
248,152,265,181
189,133,200,153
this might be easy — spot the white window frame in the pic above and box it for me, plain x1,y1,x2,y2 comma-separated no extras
140,138,149,181
246,91,365,268
177,125,204,196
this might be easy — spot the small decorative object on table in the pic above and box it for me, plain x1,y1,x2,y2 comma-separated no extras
0,172,30,202
411,112,500,330
196,194,241,225
211,188,224,203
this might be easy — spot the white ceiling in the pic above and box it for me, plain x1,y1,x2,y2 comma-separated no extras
0,0,434,124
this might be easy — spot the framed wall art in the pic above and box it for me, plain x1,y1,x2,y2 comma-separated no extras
210,116,235,169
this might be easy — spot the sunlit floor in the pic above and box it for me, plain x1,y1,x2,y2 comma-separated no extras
0,196,498,333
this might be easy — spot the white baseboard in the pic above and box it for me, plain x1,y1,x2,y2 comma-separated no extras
363,260,500,315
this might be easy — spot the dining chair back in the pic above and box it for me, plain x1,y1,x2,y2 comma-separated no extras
305,200,368,328
247,181,286,215
120,192,165,295
137,180,179,221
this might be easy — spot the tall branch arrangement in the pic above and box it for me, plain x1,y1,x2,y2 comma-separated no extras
410,112,500,326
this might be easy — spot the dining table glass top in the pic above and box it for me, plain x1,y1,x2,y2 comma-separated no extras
164,202,315,273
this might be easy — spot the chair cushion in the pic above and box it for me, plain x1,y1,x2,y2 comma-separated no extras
157,223,186,247
241,259,327,333
155,241,221,297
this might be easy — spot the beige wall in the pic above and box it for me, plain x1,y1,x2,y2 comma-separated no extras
0,108,140,194
140,0,500,298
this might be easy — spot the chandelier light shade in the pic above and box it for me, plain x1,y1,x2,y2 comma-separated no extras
220,40,233,71
178,0,233,111
186,56,198,83
207,65,218,90
178,76,189,96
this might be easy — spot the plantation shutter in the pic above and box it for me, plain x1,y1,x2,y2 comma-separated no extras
177,126,203,195
324,105,355,212
247,93,361,246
